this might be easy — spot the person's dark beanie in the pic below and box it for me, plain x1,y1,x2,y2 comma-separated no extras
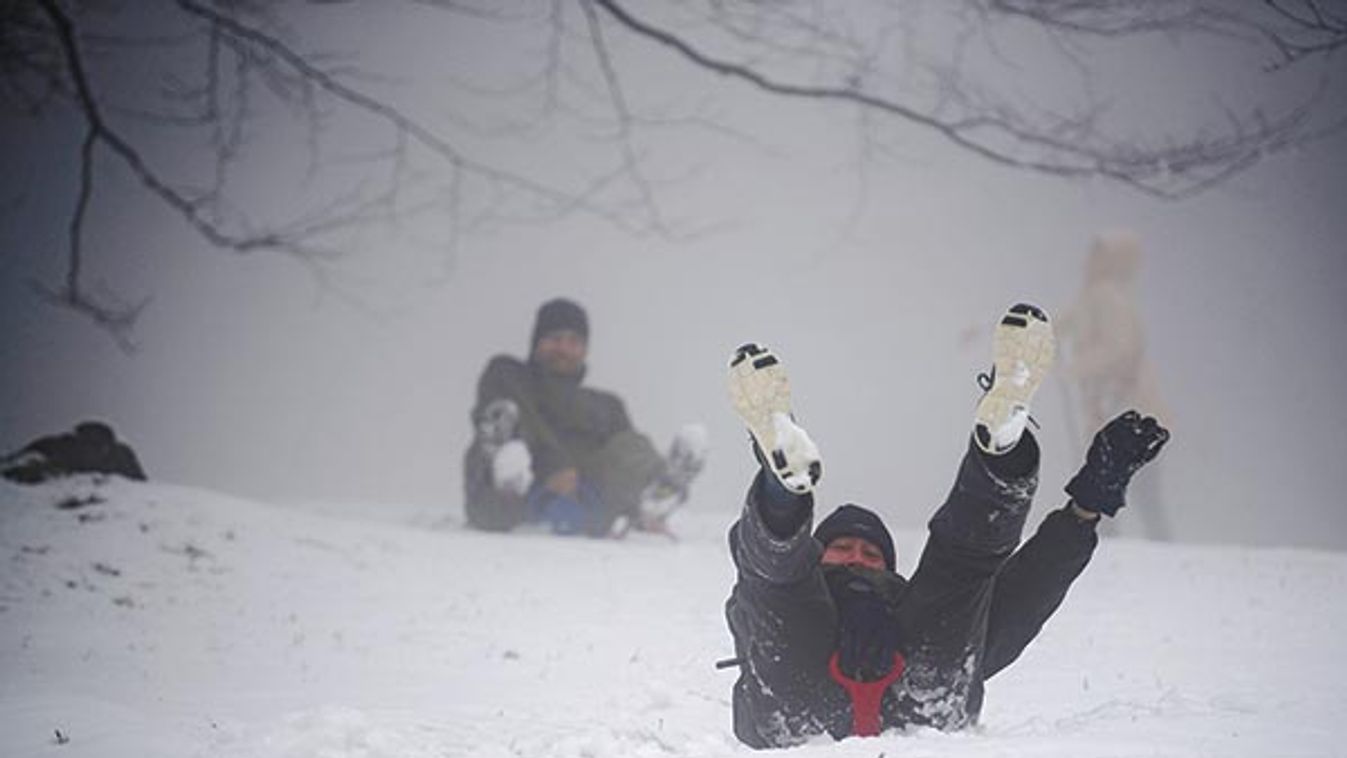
814,504,896,571
531,298,589,349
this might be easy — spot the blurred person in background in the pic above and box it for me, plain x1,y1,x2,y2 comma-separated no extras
463,297,707,538
1056,230,1174,540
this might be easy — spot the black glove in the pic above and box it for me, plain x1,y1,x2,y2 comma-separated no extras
1066,410,1170,517
826,569,900,682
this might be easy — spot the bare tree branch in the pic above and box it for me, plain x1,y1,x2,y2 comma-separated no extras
578,0,667,233
591,0,1332,199
177,0,657,232
986,0,1347,69
984,0,1253,39
33,0,373,349
1263,0,1347,68
40,0,327,254
6,0,1345,347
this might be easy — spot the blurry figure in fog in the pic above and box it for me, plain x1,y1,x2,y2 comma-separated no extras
2,421,147,484
1056,230,1173,540
463,297,708,538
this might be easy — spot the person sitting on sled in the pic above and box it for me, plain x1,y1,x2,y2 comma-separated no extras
463,297,707,537
722,303,1169,747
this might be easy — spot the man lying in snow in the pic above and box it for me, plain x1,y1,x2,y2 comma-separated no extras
722,303,1169,747
463,297,708,537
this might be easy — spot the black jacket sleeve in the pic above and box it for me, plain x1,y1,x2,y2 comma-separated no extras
461,441,532,532
464,356,543,531
472,355,571,478
981,505,1098,679
725,470,842,748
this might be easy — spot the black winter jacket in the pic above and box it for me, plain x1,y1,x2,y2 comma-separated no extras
463,355,640,532
474,355,632,478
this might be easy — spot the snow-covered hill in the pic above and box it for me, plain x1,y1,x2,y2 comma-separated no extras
2,477,1344,757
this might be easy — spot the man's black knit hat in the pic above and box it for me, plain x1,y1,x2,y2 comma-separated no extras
814,504,896,571
531,298,589,349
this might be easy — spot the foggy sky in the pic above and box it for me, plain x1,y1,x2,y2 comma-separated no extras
3,2,1345,550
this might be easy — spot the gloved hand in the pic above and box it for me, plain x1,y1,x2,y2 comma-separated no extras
829,571,900,682
1066,410,1170,517
491,439,534,496
476,398,520,448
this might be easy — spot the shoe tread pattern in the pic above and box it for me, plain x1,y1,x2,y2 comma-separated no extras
975,303,1056,446
728,343,819,493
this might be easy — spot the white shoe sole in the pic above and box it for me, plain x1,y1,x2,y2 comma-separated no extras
975,304,1056,453
728,344,822,494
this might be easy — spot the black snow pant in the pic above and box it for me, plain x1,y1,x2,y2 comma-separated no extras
889,431,1099,728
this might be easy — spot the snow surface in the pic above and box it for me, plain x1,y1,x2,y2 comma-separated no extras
2,476,1345,758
